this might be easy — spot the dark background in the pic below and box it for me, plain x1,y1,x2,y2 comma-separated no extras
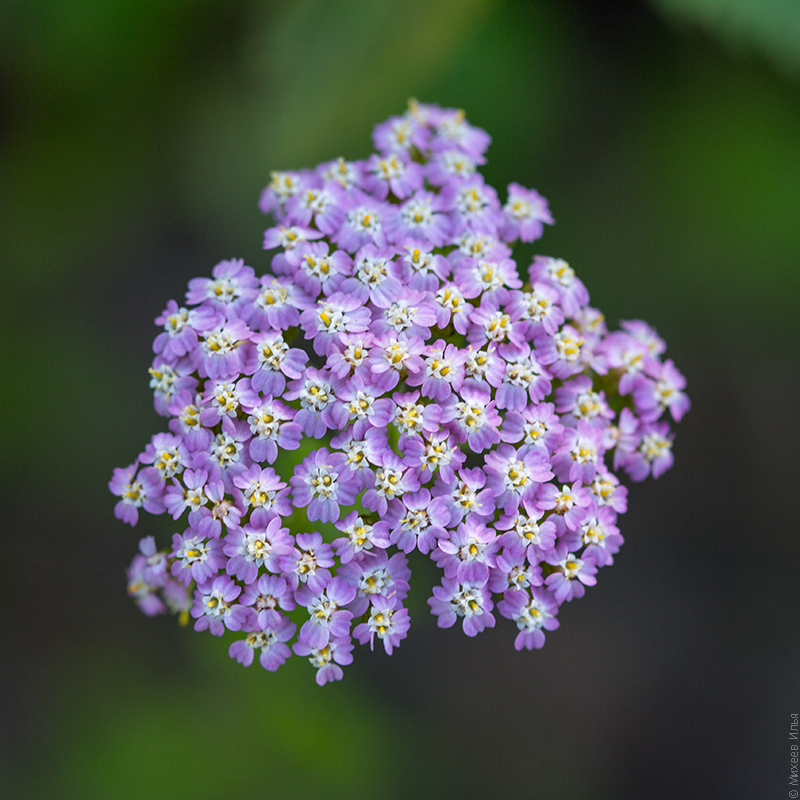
2,1,799,798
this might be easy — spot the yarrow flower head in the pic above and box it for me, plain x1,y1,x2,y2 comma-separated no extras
111,101,688,684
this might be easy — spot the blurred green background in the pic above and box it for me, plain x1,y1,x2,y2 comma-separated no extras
2,1,799,798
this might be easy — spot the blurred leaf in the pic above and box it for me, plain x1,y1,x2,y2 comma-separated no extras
20,640,409,800
652,0,800,77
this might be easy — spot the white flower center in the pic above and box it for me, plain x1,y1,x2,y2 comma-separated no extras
451,586,484,618
375,468,403,498
177,536,208,565
554,330,583,362
359,567,389,596
256,284,288,310
203,328,238,356
442,150,476,178
212,433,242,468
153,447,183,478
355,256,389,286
318,305,346,334
545,258,575,287
299,379,332,411
457,186,488,216
383,340,410,369
402,202,433,228
348,392,374,420
249,406,282,439
484,311,512,342
640,433,671,462
455,401,487,432
148,365,177,394
521,291,553,322
244,481,276,509
506,196,532,221
394,401,424,434
164,308,189,334
308,466,338,499
206,278,239,303
385,300,417,332
517,600,551,632
504,460,531,492
269,171,299,200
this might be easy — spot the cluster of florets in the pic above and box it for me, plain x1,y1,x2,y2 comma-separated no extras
111,102,689,685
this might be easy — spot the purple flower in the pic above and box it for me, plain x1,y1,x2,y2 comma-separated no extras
296,576,357,649
372,113,429,154
497,588,559,650
240,274,305,331
622,422,674,481
353,596,411,655
285,240,351,296
500,184,553,243
406,340,466,401
578,507,623,567
229,612,296,671
290,448,359,523
245,331,308,397
446,384,502,452
338,550,411,617
338,245,402,305
546,482,593,536
193,318,251,380
434,282,471,334
191,575,245,636
442,176,504,236
233,465,291,516
529,256,589,318
467,294,526,350
397,241,450,291
368,334,426,392
500,402,564,454
362,151,423,200
245,397,302,464
433,517,499,583
497,507,558,563
384,192,451,247
550,419,605,485
429,578,496,637
280,531,334,593
634,359,691,422
170,530,226,586
545,547,598,603
109,464,165,525
363,451,420,517
433,467,495,526
299,292,371,357
454,252,522,298
240,573,296,621
371,288,438,341
185,258,258,312
484,444,554,515
164,468,210,524
293,635,354,686
192,416,251,492
385,489,451,554
153,301,220,362
333,511,391,564
223,513,294,584
114,102,688,681
403,431,464,485
285,368,339,439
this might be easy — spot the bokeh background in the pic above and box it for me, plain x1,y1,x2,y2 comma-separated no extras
2,1,799,798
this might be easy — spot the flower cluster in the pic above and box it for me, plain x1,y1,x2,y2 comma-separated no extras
112,102,688,684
